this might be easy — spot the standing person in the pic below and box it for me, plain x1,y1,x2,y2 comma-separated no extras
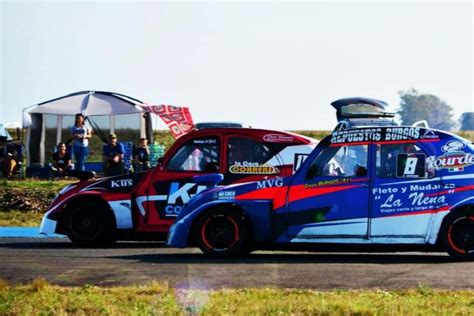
102,133,124,177
70,113,91,171
51,142,72,178
133,138,150,172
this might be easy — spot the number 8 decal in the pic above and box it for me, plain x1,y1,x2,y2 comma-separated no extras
403,157,418,175
396,153,426,178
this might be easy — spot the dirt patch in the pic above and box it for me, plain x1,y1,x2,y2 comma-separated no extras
0,189,56,213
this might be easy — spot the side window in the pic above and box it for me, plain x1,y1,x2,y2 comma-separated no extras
227,137,279,174
167,137,219,172
306,145,368,179
376,143,433,178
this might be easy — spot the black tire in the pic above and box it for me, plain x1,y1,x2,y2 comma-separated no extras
195,208,248,257
440,209,474,260
65,201,116,247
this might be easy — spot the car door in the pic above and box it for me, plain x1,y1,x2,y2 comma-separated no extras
142,135,223,226
369,142,441,240
285,143,371,239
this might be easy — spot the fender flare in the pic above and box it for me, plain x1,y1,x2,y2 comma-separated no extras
168,199,274,248
54,192,116,234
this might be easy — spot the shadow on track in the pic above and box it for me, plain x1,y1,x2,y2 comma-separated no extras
0,239,167,249
0,238,455,264
108,252,452,264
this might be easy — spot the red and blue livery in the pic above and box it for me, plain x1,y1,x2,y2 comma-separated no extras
39,125,316,245
167,99,474,259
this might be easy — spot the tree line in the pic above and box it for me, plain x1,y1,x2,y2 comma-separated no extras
397,89,473,131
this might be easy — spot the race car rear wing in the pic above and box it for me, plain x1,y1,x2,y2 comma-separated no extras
332,97,397,131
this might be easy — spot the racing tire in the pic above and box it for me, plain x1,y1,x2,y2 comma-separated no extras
65,201,117,247
195,209,248,257
440,209,474,260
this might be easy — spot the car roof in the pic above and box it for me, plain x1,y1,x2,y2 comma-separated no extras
185,128,317,144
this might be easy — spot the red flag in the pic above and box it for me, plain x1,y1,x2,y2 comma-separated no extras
142,105,194,138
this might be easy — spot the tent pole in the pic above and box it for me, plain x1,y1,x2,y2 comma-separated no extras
56,116,63,145
25,127,31,167
140,113,145,138
40,115,46,166
110,115,115,134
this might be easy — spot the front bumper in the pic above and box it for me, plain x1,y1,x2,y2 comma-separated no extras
166,219,188,248
39,210,58,235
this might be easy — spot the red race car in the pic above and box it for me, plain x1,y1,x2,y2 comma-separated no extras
40,124,316,245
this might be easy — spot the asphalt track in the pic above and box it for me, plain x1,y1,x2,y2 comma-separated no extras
1,238,473,290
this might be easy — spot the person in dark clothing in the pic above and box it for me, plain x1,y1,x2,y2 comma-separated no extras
2,142,21,178
102,133,124,177
133,138,150,172
51,142,72,178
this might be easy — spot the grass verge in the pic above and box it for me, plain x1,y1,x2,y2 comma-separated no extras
0,179,75,190
1,279,473,315
0,210,43,227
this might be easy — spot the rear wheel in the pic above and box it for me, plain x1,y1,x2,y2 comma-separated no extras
441,209,474,260
65,201,116,246
195,209,248,256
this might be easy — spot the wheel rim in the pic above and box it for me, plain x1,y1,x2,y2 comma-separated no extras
201,215,239,251
69,208,103,241
448,216,474,255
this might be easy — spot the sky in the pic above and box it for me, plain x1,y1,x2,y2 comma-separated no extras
1,1,472,130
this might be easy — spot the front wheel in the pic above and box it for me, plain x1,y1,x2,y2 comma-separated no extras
441,209,474,260
195,209,248,257
65,202,116,246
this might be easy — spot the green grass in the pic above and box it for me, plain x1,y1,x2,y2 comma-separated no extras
0,210,43,227
0,179,75,190
1,280,473,315
0,279,181,315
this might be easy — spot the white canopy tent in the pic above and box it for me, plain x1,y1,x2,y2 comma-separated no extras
23,91,152,167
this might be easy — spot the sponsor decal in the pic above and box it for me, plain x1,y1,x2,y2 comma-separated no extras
331,128,382,144
330,127,439,144
385,127,420,141
256,178,284,189
432,140,474,172
229,161,280,174
81,173,144,193
293,153,309,171
193,138,217,145
441,140,466,153
304,177,352,188
215,191,236,199
111,179,133,188
372,182,451,215
136,181,207,218
263,134,295,143
420,128,439,140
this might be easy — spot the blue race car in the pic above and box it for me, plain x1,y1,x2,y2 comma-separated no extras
167,98,474,259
